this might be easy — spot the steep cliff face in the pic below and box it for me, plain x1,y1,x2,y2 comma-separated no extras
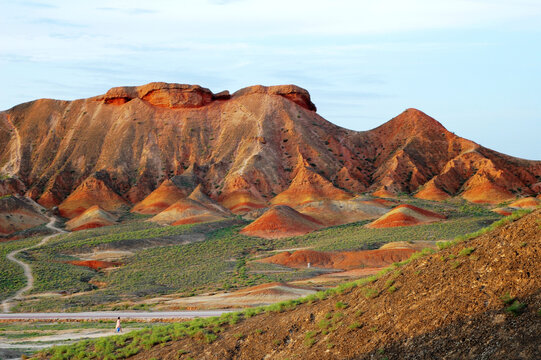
0,83,539,218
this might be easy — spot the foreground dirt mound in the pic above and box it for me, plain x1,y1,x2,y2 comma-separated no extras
271,165,352,207
67,260,121,270
128,210,540,360
240,205,323,238
150,186,230,225
259,248,416,270
156,283,318,310
367,204,446,228
131,178,190,214
295,198,389,226
0,195,47,235
65,205,118,231
509,196,540,209
57,173,129,218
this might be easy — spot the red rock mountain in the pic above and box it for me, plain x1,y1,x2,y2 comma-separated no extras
0,82,539,216
366,204,446,228
0,195,48,235
240,205,323,239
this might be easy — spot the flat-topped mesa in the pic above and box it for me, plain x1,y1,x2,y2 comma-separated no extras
96,82,229,108
95,82,316,110
232,84,317,111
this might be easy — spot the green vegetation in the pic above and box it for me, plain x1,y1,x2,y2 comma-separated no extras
505,300,526,316
2,197,509,313
38,209,532,359
303,330,317,347
437,209,531,250
335,301,348,309
458,247,475,257
0,236,41,300
0,320,158,339
500,293,526,316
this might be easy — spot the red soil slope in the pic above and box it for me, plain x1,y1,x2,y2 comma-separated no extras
1,84,539,212
151,186,230,225
218,175,267,214
296,198,389,226
259,248,415,270
0,195,48,235
131,179,189,214
240,205,323,239
492,208,513,216
271,165,352,207
65,205,117,231
57,173,128,219
509,197,539,209
367,204,446,228
67,260,121,270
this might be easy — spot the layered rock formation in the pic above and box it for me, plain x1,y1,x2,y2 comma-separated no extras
240,205,323,239
150,185,231,225
0,195,48,235
0,82,539,222
65,205,118,231
367,204,446,228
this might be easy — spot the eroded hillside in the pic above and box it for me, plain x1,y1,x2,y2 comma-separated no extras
44,210,538,360
1,83,539,221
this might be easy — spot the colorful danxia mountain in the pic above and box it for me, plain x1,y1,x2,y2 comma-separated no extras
1,83,540,238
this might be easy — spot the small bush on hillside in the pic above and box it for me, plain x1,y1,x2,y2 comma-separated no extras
335,301,348,309
505,301,526,316
459,247,475,257
500,293,515,305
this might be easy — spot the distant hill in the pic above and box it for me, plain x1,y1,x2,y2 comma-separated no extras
0,82,539,225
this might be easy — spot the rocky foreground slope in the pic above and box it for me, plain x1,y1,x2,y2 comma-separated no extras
1,83,540,221
121,210,540,360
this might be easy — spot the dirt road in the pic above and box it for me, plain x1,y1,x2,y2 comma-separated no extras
1,217,66,313
0,310,232,320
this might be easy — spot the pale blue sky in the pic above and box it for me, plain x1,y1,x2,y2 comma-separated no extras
1,0,540,159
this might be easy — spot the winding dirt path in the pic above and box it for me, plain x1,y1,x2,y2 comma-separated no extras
1,217,66,313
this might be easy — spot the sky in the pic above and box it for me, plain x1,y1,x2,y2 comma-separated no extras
1,0,540,160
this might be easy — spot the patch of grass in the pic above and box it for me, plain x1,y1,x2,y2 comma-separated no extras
318,318,331,330
458,247,475,257
304,330,317,347
505,301,526,316
38,208,534,358
500,293,516,305
438,210,531,250
0,236,42,300
335,301,348,309
362,287,378,298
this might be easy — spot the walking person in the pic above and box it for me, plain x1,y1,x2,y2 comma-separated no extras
116,317,122,333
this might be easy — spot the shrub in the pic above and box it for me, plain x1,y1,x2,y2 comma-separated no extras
500,293,515,305
335,301,348,309
458,247,475,257
505,301,526,316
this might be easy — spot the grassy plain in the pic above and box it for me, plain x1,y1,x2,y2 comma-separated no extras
1,197,501,312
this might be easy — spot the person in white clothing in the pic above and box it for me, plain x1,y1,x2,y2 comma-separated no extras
115,317,122,333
